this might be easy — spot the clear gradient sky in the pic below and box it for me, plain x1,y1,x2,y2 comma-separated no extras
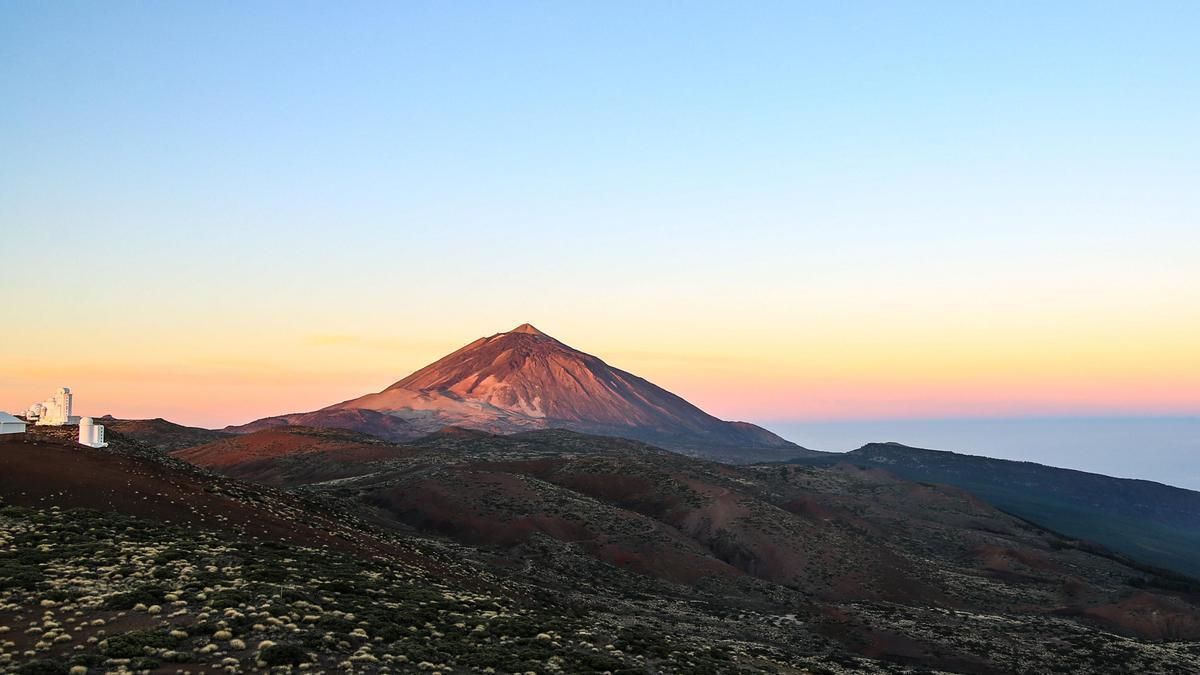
2,2,1198,431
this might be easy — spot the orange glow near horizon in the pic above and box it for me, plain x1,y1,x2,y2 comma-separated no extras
3,310,1197,429
3,235,1197,429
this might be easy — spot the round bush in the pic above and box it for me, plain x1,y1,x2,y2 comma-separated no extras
260,643,310,666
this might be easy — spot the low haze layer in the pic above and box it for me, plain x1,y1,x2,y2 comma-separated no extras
774,416,1200,491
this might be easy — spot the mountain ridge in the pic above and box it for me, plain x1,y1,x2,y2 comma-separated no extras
229,324,810,461
786,441,1200,577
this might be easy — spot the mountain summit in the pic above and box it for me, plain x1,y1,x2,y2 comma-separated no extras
509,322,548,336
230,324,804,460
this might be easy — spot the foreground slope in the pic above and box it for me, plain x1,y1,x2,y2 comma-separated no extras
3,428,874,674
787,442,1200,578
228,324,807,462
175,426,1200,672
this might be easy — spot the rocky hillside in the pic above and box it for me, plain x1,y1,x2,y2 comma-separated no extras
95,416,231,453
170,425,1200,672
218,408,419,443
1,428,857,674
787,442,1200,579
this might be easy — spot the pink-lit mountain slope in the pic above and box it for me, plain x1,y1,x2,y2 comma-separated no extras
228,324,809,461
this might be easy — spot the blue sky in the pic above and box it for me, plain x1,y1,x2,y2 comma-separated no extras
5,2,1196,251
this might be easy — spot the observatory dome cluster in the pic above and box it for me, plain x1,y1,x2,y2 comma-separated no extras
0,387,108,447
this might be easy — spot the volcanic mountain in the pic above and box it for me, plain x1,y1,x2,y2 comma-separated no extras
229,323,806,460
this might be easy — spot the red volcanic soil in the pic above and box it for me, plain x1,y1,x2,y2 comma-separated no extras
174,428,416,485
225,407,420,442
364,464,739,585
1063,591,1200,641
814,606,997,674
442,456,948,602
973,542,1061,579
0,435,395,557
96,415,231,452
167,424,1200,645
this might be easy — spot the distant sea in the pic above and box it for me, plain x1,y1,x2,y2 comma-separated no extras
769,416,1200,492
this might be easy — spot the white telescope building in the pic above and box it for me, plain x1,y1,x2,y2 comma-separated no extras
25,387,104,445
78,417,107,448
31,387,79,426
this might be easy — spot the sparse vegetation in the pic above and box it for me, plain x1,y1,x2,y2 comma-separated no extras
2,424,1200,673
